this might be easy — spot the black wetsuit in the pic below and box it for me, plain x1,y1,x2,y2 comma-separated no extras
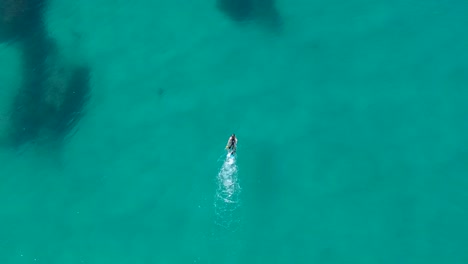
227,138,237,154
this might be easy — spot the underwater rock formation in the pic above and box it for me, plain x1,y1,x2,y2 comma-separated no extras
216,0,282,30
0,0,46,41
9,39,91,147
1,0,91,148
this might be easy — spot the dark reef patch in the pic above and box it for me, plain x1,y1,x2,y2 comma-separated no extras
0,0,47,41
1,0,91,149
216,0,283,31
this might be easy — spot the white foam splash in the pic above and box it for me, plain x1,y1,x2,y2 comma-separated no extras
214,152,241,228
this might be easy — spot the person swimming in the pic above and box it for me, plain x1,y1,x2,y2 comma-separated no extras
225,134,237,155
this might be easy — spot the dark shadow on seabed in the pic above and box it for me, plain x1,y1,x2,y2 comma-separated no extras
1,0,91,149
216,0,283,32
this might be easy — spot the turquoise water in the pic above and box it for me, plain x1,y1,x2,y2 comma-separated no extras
1,0,468,263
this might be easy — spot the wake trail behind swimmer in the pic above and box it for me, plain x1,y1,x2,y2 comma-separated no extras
215,134,241,228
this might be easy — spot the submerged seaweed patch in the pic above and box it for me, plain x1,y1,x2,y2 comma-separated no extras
1,0,91,149
216,0,283,31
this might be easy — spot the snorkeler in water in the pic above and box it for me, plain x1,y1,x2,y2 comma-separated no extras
225,134,237,154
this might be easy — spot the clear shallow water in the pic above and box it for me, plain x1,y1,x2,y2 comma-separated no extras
0,0,467,263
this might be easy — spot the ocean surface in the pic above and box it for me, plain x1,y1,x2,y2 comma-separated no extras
0,0,467,263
